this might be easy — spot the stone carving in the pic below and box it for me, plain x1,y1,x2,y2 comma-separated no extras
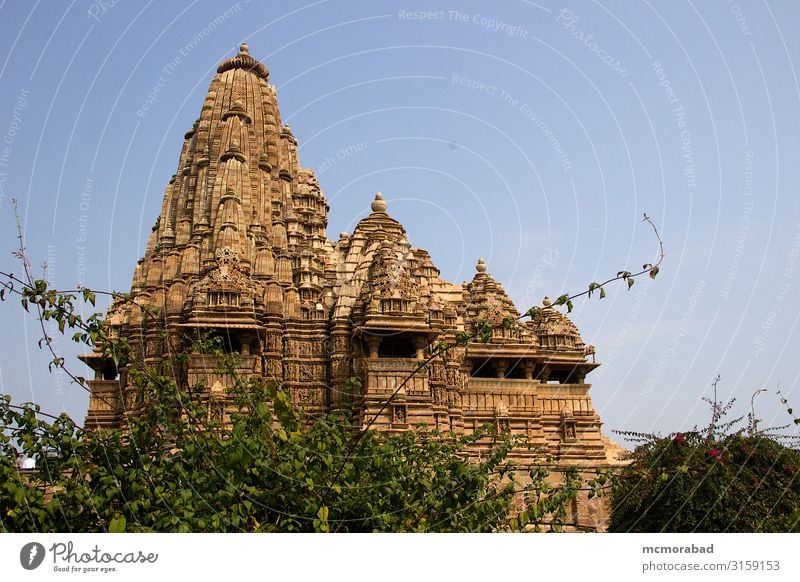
393,404,407,425
561,405,577,441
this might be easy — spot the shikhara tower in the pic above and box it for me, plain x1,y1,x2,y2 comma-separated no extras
82,45,623,524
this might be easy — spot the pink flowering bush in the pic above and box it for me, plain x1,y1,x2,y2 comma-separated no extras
611,425,800,532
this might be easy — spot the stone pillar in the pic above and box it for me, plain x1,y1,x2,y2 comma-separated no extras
495,359,508,379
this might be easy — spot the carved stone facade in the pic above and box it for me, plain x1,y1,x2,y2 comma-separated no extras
81,45,625,530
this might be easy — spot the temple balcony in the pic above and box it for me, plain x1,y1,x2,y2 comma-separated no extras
363,357,429,398
186,354,261,392
464,378,595,415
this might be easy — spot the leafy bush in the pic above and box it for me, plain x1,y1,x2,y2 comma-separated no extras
610,396,800,532
1,374,583,532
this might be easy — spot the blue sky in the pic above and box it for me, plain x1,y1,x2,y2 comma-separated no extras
1,0,799,441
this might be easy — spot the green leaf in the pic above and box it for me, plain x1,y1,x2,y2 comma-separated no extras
109,515,126,533
649,266,659,279
627,278,635,290
599,287,606,299
477,322,492,343
83,289,96,306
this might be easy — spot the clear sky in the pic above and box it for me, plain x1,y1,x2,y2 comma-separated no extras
1,0,799,442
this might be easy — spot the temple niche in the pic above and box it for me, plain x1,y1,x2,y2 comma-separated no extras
81,44,625,530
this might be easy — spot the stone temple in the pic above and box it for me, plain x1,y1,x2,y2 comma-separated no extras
81,45,623,527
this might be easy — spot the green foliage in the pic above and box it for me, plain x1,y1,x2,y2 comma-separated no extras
587,282,606,300
474,320,493,344
611,401,800,533
553,294,573,313
525,306,541,319
0,377,584,532
778,390,800,426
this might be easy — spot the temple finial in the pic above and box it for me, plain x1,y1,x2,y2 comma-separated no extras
371,191,388,213
476,257,487,273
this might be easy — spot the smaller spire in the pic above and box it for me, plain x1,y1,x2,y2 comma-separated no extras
371,191,388,213
221,184,239,201
221,139,245,162
476,257,487,274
